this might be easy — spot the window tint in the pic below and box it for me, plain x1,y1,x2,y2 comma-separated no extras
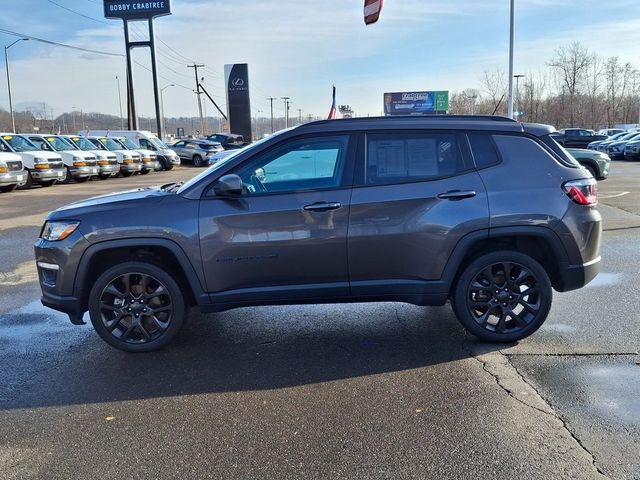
234,135,349,195
468,134,500,169
493,135,562,167
366,132,468,185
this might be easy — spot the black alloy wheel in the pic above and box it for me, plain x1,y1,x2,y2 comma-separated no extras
452,251,552,342
89,262,186,352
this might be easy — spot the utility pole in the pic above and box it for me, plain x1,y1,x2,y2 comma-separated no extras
514,74,525,119
188,63,205,135
281,97,291,128
507,0,515,118
115,75,124,129
267,97,276,133
297,108,302,125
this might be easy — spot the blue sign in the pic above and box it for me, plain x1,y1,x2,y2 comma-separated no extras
383,91,449,116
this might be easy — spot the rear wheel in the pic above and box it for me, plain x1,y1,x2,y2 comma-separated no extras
452,251,552,343
192,155,203,167
88,261,186,352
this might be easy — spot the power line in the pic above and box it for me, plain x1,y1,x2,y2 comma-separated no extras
47,0,110,25
0,27,122,56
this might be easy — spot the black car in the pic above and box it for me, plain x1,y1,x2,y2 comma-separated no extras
551,128,607,149
35,115,601,352
206,133,245,150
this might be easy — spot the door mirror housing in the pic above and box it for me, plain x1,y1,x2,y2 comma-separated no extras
213,174,244,196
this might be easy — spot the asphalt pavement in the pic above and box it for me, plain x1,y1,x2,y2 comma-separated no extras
0,162,638,479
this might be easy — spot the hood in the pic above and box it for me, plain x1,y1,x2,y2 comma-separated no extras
19,151,62,161
161,148,177,156
49,186,171,219
0,152,22,162
135,149,155,156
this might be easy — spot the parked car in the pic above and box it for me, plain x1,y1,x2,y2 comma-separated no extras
597,128,625,136
62,135,120,180
551,128,607,149
205,133,245,150
35,115,601,352
27,134,99,183
0,133,66,187
0,150,26,193
172,139,223,167
206,148,242,166
86,136,143,176
623,138,640,161
599,132,640,159
566,148,610,180
587,131,629,150
89,130,180,171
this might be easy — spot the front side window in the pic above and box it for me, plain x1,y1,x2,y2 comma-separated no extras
28,137,50,151
365,132,468,185
233,135,349,195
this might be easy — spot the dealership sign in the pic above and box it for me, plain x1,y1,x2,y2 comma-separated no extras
224,64,252,142
383,91,449,115
104,0,171,20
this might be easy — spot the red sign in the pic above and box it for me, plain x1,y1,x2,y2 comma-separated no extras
364,0,383,25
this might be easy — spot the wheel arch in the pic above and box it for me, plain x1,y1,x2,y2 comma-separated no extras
73,238,208,311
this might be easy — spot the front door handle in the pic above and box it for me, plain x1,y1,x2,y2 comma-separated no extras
303,201,342,212
437,190,477,200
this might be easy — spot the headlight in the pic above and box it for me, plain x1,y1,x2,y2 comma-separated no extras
34,157,46,163
73,156,82,161
41,221,80,241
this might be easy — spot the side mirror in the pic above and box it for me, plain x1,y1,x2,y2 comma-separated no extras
213,174,244,196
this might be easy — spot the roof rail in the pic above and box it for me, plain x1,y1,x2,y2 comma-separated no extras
303,114,517,127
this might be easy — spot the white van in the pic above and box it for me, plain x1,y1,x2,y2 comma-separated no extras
0,133,66,187
86,136,142,177
89,130,180,170
61,135,120,180
0,150,27,193
27,134,99,183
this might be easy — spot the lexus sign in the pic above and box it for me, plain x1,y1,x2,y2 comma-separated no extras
224,64,252,142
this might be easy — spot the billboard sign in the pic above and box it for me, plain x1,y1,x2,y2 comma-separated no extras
224,64,252,141
383,91,449,116
104,0,171,20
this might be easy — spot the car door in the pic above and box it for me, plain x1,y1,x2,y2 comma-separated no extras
348,130,489,299
199,133,356,304
172,141,187,159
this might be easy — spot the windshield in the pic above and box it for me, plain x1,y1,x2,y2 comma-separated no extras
119,138,139,150
103,138,125,151
71,136,100,150
150,137,167,149
177,130,289,195
2,135,38,152
47,136,76,151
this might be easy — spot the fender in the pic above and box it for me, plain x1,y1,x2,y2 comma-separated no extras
73,237,209,307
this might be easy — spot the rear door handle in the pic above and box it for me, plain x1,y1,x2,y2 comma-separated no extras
303,201,342,212
437,190,477,200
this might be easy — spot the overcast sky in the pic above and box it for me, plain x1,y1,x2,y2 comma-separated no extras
1,0,639,121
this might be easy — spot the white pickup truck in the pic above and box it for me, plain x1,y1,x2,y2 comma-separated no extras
0,134,66,187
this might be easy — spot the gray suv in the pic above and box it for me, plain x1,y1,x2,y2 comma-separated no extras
35,116,602,352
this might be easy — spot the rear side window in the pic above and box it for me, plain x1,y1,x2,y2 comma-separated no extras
366,132,469,185
467,134,500,169
493,135,569,168
539,134,580,167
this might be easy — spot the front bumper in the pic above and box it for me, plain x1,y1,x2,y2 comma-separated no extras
623,150,640,160
69,165,100,178
120,163,143,172
30,168,66,182
98,163,120,175
159,154,181,165
141,160,159,171
0,170,26,187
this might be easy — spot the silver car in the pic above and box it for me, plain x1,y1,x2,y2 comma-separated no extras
172,140,223,167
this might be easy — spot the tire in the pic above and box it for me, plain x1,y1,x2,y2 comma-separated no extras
40,179,57,187
75,176,90,183
192,155,203,167
452,250,552,343
17,171,33,189
584,164,597,180
121,171,133,177
98,174,110,180
88,261,186,352
139,169,150,175
0,184,18,193
164,164,174,171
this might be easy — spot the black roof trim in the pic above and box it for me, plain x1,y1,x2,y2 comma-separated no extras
303,115,518,128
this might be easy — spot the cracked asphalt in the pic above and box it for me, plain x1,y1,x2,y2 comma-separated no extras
0,162,638,479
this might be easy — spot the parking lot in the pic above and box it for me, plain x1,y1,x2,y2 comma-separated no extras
0,162,639,479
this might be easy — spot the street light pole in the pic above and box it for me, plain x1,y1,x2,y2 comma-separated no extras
281,97,291,128
514,74,525,119
507,0,515,119
160,84,175,140
116,76,124,129
4,38,28,132
267,97,275,133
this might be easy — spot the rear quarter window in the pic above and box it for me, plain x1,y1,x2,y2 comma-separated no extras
493,135,574,168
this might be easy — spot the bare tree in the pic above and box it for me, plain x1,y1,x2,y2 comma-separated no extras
548,42,592,126
481,68,507,114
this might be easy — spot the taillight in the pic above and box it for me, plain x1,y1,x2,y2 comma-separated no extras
563,178,598,205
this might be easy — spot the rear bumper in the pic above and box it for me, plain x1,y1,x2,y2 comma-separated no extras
556,256,601,292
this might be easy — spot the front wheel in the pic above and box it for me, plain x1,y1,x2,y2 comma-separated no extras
40,179,57,187
452,251,552,343
139,169,150,175
120,171,133,177
0,184,18,193
192,155,203,167
88,262,186,352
